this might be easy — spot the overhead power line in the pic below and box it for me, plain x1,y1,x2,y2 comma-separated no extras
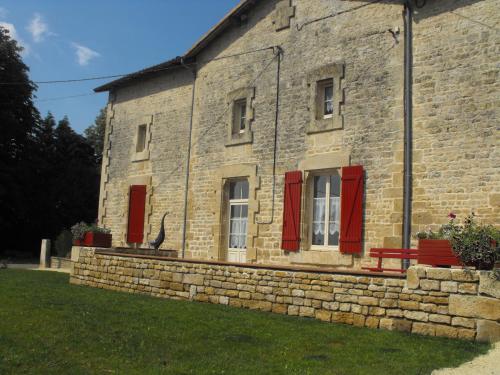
296,0,383,31
0,46,277,86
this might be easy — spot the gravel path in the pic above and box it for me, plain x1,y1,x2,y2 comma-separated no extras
432,343,500,375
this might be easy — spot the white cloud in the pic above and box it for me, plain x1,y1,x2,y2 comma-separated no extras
0,7,8,19
72,42,100,66
0,22,30,55
27,13,51,42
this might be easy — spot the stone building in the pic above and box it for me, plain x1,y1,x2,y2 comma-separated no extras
94,0,499,271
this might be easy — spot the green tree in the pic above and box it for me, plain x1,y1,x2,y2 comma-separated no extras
0,26,40,254
84,107,106,165
52,116,100,233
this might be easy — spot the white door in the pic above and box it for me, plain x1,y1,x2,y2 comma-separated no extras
227,180,248,263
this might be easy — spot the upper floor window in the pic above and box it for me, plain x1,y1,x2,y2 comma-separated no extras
306,63,344,134
136,124,147,153
233,99,247,134
225,87,254,147
131,115,152,162
311,173,341,248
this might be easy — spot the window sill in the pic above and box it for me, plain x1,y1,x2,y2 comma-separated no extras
131,150,150,162
307,115,343,134
310,245,340,252
225,131,253,147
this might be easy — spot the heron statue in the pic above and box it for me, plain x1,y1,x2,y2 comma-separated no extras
149,211,168,255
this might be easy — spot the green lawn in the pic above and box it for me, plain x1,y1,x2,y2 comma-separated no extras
0,270,489,374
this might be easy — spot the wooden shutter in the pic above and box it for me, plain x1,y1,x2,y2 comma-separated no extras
339,166,364,254
127,185,146,243
281,171,302,251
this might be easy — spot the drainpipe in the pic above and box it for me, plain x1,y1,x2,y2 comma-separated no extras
181,58,197,259
402,1,413,268
256,46,282,225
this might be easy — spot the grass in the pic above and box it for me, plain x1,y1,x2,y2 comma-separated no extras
0,269,490,374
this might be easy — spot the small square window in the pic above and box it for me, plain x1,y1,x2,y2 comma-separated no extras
136,124,147,153
233,99,247,134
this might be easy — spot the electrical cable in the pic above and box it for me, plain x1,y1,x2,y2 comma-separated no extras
296,0,383,31
0,46,278,86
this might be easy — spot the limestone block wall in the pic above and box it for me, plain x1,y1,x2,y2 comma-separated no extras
97,0,499,270
99,69,194,250
70,247,500,342
410,0,499,237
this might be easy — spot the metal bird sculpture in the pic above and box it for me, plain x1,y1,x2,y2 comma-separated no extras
149,211,168,254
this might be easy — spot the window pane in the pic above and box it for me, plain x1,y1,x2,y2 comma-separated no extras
230,204,241,217
136,125,147,152
313,176,327,198
229,203,248,249
324,85,333,115
239,102,246,131
328,174,341,246
312,176,327,245
230,180,248,200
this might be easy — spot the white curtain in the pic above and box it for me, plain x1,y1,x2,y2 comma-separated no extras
313,197,326,235
230,208,247,249
329,196,340,236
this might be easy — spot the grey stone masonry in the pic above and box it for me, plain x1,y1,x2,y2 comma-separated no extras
71,247,500,342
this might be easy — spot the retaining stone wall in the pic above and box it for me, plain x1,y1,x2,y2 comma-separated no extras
50,257,72,269
70,247,500,342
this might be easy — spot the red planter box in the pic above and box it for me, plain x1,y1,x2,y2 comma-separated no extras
417,239,462,267
73,232,112,248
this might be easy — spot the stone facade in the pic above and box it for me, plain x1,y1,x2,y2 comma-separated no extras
96,0,499,270
71,247,500,342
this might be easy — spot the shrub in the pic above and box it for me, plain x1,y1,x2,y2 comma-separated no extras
54,230,73,258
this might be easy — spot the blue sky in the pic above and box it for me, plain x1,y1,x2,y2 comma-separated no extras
0,0,239,133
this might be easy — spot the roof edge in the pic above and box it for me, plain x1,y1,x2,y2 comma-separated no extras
94,0,257,93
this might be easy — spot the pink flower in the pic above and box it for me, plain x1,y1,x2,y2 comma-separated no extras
448,212,456,219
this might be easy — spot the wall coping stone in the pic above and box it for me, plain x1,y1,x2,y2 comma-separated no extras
94,249,405,278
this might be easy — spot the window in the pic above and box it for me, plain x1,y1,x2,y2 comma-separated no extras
311,173,341,248
324,84,334,117
317,79,334,119
306,63,344,134
136,124,147,153
228,180,249,262
233,99,247,134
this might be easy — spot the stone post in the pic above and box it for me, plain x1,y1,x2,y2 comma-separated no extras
40,239,51,268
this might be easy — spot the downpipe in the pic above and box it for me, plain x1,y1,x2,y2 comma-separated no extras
181,58,197,259
402,1,413,269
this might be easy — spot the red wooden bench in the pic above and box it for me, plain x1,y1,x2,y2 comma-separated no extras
362,248,418,273
417,239,462,267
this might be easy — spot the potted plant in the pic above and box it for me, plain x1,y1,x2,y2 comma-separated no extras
415,213,499,270
447,213,499,270
71,221,112,248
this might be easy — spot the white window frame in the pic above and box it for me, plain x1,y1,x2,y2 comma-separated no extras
233,99,247,134
227,180,249,263
317,79,334,119
309,170,341,251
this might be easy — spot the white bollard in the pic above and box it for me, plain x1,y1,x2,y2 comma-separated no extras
40,239,51,268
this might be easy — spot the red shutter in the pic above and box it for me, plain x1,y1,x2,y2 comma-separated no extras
127,185,146,243
339,165,364,254
281,171,303,252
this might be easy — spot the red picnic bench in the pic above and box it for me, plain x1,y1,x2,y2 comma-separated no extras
362,248,418,273
363,240,462,273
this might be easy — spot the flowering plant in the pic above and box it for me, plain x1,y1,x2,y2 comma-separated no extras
71,221,110,241
415,213,499,270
